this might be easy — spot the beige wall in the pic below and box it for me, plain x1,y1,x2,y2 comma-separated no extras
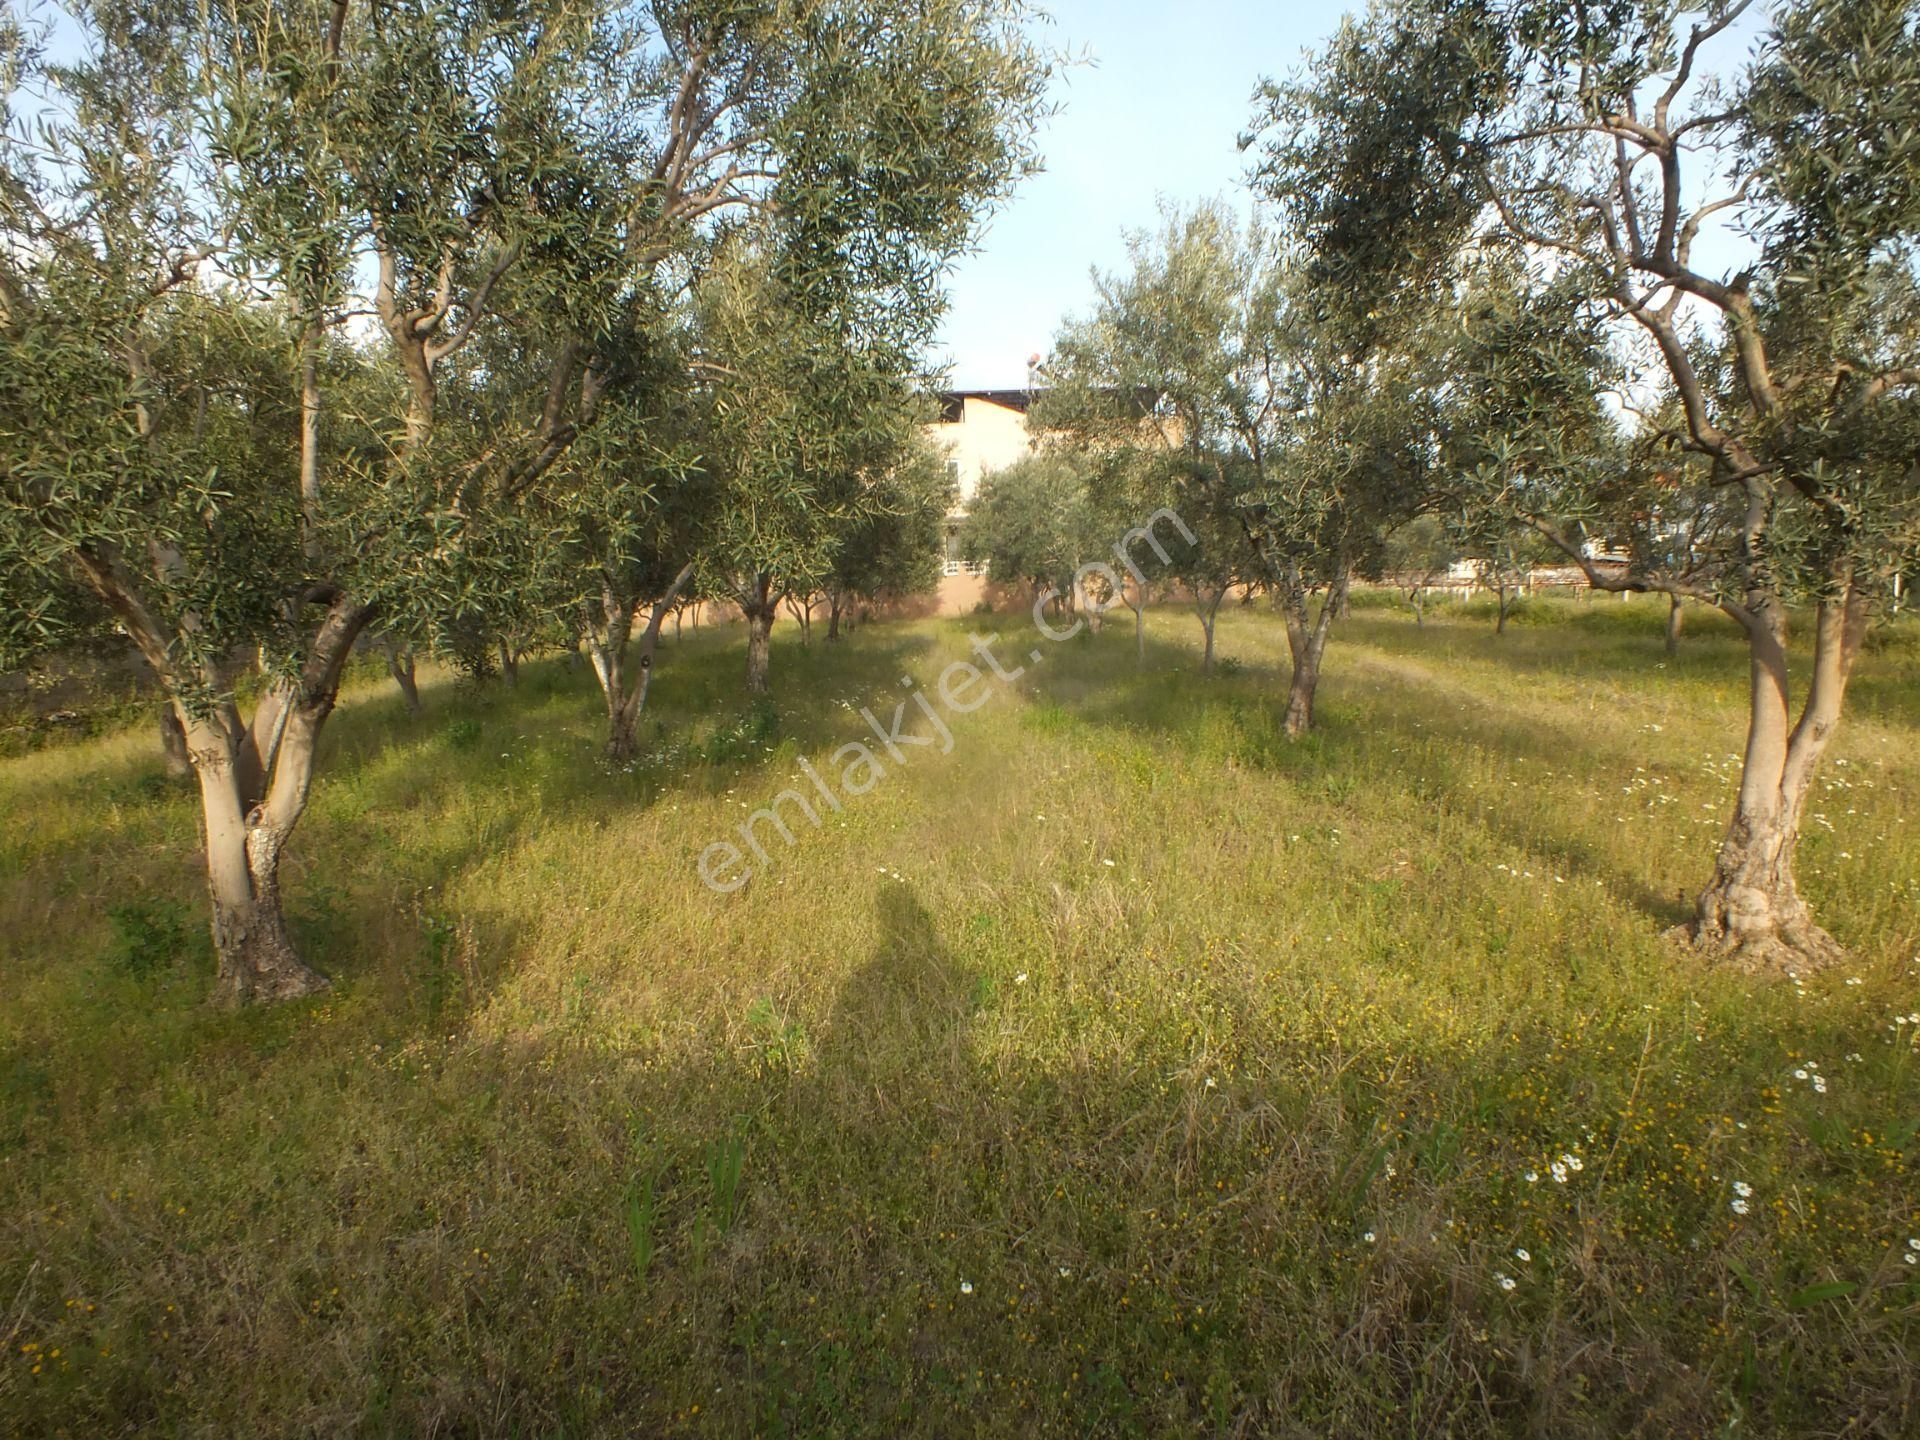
924,395,1036,511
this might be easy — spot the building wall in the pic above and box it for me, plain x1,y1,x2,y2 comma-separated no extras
924,393,1037,510
922,392,1040,609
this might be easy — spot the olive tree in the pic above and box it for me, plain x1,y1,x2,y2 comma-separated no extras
961,451,1106,620
690,235,953,695
1280,0,1920,969
1042,203,1436,733
0,0,1049,1002
823,438,953,637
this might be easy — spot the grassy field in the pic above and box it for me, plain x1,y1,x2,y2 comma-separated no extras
2,594,1918,1437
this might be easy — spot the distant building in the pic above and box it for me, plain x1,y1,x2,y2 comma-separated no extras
918,380,1173,613
924,387,1039,579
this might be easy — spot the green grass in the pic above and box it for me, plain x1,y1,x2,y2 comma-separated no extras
2,596,1917,1437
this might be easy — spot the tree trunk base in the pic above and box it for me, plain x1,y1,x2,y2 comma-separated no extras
606,725,638,766
212,927,330,1007
1668,886,1845,976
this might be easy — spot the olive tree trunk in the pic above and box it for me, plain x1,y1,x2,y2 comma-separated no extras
77,550,373,1003
741,573,777,695
585,563,695,764
1280,569,1347,740
1124,577,1147,664
785,592,815,646
159,705,191,779
1682,588,1865,973
382,636,422,714
1665,594,1685,656
1194,583,1227,674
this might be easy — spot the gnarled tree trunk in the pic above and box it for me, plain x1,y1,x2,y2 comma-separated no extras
586,564,695,764
1194,583,1227,674
1280,568,1347,740
383,636,422,714
77,548,372,1004
187,713,326,1005
1665,594,1684,656
1681,588,1864,974
741,573,776,695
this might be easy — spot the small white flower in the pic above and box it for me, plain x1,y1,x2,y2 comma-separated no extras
1906,1253,1918,1266
1058,1266,1072,1278
1203,1076,1216,1089
959,1281,973,1295
1731,1199,1750,1215
1550,1162,1568,1184
1362,1231,1376,1244
1793,1068,1809,1081
1732,1181,1753,1198
1524,1171,1539,1183
1907,1238,1919,1251
1014,972,1028,985
1101,858,1115,867
1496,1273,1516,1292
1812,1076,1828,1094
1514,1248,1530,1263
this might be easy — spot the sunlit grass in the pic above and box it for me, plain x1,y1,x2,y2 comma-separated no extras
2,595,1916,1436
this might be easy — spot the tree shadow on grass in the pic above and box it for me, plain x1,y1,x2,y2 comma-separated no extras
1045,629,1699,932
9,826,1913,1438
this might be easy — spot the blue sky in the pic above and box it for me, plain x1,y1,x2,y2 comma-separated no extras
933,0,1353,388
932,0,1768,390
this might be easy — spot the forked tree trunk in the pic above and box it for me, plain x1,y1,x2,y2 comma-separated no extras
1681,588,1864,973
191,599,369,1002
1195,584,1226,674
1281,570,1347,740
1072,574,1103,633
383,637,422,714
1408,586,1425,627
827,590,844,642
1665,594,1685,656
587,565,696,764
497,639,519,686
189,721,324,1004
76,548,372,1005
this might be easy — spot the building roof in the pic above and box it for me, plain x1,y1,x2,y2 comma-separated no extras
933,386,1163,424
935,389,1035,422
